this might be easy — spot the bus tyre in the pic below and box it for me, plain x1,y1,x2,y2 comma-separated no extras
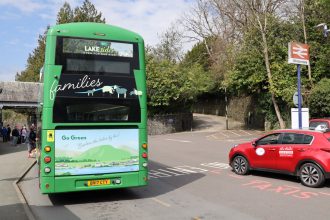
232,155,249,175
299,163,325,188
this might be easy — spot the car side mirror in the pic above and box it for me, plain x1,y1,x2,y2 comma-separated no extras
252,141,257,147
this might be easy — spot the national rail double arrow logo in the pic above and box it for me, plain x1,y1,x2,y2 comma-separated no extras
292,44,309,59
288,42,310,65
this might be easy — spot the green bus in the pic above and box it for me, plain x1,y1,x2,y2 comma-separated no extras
38,22,148,194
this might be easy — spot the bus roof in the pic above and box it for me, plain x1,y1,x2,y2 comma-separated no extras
47,22,143,43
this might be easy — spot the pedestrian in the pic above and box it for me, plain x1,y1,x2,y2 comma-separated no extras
21,125,27,143
27,125,36,158
1,126,7,142
7,125,11,142
12,125,19,146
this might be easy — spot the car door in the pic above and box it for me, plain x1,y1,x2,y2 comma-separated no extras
275,133,313,172
249,133,281,170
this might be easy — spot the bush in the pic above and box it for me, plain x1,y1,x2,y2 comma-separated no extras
308,78,330,118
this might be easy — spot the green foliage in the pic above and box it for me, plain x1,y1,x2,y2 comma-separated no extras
146,52,213,114
16,0,105,82
181,40,210,71
15,32,46,82
308,78,330,117
73,0,105,23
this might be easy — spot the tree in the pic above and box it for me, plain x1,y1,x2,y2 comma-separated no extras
56,2,74,24
16,0,105,82
15,31,47,82
73,0,105,23
146,43,213,114
150,25,184,63
309,78,330,117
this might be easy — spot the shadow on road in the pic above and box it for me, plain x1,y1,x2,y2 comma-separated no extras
0,142,26,155
232,169,330,187
48,160,205,206
0,203,28,220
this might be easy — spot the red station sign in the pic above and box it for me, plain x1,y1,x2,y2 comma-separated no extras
288,42,310,65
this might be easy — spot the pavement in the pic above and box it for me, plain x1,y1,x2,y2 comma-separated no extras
0,140,35,220
192,113,244,132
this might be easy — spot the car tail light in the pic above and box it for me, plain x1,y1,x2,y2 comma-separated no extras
321,148,330,153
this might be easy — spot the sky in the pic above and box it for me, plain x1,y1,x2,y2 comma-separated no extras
0,0,194,81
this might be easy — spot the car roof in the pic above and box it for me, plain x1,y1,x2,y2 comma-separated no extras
271,129,324,135
310,118,330,122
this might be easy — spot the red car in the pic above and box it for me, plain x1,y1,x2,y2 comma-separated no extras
229,129,330,187
310,118,330,130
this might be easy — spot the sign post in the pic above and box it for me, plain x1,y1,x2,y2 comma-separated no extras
288,42,310,129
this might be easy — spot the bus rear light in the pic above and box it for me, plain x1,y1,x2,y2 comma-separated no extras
142,152,148,158
142,162,148,167
45,183,50,189
44,167,51,173
44,146,51,152
44,157,51,163
114,179,121,184
142,143,147,149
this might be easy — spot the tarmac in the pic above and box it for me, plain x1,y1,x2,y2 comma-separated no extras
0,140,35,220
0,114,245,220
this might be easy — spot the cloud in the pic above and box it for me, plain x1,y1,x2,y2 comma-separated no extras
92,0,193,46
0,0,45,13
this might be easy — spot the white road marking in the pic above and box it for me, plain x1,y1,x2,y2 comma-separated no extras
227,130,241,136
218,132,230,137
151,198,171,207
239,130,252,135
165,138,191,143
149,163,230,179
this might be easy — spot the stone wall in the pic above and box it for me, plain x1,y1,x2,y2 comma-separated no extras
148,113,193,135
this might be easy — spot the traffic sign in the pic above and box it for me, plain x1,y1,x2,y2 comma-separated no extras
293,91,303,107
288,42,310,65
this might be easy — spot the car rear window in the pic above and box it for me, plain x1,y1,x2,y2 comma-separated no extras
281,133,313,144
310,121,329,130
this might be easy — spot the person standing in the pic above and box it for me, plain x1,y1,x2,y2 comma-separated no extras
12,125,19,146
1,126,7,142
7,125,11,142
21,126,27,143
27,126,36,158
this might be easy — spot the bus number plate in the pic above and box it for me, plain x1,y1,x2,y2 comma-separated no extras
87,179,110,186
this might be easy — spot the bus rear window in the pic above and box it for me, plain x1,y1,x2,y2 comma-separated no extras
66,58,130,74
55,37,139,75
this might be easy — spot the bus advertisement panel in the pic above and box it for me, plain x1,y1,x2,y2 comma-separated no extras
55,129,139,176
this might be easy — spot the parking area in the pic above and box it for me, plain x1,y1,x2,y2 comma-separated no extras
18,130,330,220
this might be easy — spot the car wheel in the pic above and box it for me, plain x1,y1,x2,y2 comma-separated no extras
299,163,325,188
232,155,249,175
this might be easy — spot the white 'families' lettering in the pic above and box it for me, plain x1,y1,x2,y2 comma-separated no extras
50,75,103,100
